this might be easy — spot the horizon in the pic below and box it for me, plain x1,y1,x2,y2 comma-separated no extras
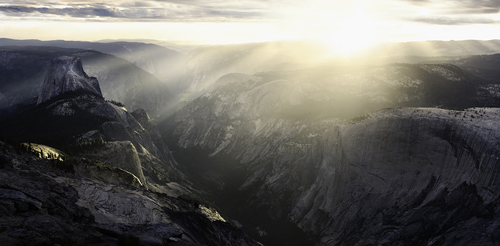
1,0,500,56
3,3,500,246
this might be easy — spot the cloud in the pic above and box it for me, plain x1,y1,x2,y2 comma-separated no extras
152,0,273,7
402,0,432,5
0,3,263,21
395,0,500,25
463,0,500,9
0,6,122,19
398,0,500,14
411,16,498,25
120,2,159,8
3,0,499,26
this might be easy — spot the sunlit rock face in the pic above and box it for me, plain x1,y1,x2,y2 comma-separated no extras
0,55,262,245
1,55,190,196
171,105,500,245
37,56,102,105
291,108,500,245
164,66,500,245
0,141,262,246
0,53,262,245
43,95,189,194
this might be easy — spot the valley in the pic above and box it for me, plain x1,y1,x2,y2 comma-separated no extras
1,39,500,245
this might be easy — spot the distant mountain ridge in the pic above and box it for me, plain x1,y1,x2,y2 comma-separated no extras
375,39,500,57
4,39,500,245
0,46,172,117
0,38,182,78
3,38,500,103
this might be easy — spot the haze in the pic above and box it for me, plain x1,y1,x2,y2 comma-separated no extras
1,0,500,56
4,1,500,246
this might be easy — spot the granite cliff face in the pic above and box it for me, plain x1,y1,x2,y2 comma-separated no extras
37,56,102,105
0,141,261,246
0,55,262,245
164,66,500,245
0,47,172,116
1,56,189,196
291,108,500,245
5,41,500,245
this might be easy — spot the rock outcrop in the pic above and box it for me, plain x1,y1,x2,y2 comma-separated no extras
291,108,500,245
164,67,500,245
0,47,173,116
171,103,500,245
82,141,147,187
0,54,262,245
1,55,191,196
0,141,262,246
37,56,102,105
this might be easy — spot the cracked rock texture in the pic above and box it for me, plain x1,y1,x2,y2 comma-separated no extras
0,55,190,197
0,55,263,245
165,66,500,245
37,56,101,105
0,141,262,246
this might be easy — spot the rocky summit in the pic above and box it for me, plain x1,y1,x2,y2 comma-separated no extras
0,55,262,245
37,56,102,105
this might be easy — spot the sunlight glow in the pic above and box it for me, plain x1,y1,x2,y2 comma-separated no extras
321,14,380,57
2,0,500,51
314,11,379,57
284,1,385,58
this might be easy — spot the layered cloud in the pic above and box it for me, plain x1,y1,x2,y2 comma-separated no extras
1,0,498,25
401,0,500,12
0,0,269,21
411,16,497,25
399,0,500,25
1,0,499,44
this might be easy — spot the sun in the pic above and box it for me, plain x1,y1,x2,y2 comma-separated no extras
318,9,381,57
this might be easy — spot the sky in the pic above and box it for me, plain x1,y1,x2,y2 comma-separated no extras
0,0,499,51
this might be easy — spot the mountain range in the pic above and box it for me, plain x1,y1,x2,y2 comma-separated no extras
0,54,260,245
2,38,500,245
0,46,173,117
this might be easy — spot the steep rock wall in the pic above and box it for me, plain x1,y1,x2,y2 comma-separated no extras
0,141,261,246
82,141,147,188
169,101,500,245
37,56,101,105
291,108,500,245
